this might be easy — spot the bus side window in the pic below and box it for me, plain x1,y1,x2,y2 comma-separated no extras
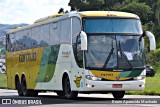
6,34,11,52
50,22,60,45
31,27,40,48
40,24,49,47
10,33,15,52
60,19,71,44
76,36,83,67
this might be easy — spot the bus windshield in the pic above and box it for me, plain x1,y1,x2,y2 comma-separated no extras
84,18,142,34
84,18,145,70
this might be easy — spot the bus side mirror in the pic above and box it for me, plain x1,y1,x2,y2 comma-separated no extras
145,31,156,50
80,31,87,50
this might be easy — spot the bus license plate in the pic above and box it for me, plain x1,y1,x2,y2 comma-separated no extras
112,84,122,88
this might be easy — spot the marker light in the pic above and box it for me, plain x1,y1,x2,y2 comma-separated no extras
134,76,145,80
85,75,102,81
86,84,93,88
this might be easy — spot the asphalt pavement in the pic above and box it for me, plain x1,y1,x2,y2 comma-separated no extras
0,89,160,107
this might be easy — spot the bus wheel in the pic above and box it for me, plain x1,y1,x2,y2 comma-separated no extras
112,91,125,99
63,76,78,99
21,77,30,96
56,91,65,97
29,90,38,97
15,78,23,96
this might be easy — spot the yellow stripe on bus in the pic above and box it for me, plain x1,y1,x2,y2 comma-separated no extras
90,70,131,81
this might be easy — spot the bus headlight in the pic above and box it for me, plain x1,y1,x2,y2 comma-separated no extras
134,76,145,80
85,75,102,81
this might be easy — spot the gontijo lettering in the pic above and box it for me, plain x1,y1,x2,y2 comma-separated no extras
19,52,36,62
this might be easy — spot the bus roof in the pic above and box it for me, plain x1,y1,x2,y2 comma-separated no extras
78,11,139,19
7,11,140,34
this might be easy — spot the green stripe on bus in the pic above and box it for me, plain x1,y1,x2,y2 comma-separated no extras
127,70,143,77
119,71,132,78
36,45,60,82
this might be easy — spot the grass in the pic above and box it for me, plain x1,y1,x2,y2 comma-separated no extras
126,64,160,95
0,73,7,88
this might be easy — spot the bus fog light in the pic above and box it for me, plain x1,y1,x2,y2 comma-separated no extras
134,76,145,80
86,84,93,88
85,75,102,81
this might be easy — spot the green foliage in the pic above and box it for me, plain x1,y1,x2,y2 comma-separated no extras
0,74,7,88
112,1,153,23
152,25,160,48
58,8,64,14
146,48,160,65
58,8,69,14
69,0,154,24
69,0,105,11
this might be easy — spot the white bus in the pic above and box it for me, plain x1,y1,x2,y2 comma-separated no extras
6,11,156,99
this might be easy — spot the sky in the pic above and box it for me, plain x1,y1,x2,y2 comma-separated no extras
0,0,70,24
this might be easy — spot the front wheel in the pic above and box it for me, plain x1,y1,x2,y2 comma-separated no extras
56,91,65,97
112,91,125,99
63,76,78,99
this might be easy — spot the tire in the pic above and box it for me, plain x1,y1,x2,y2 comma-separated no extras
21,77,38,97
15,78,23,96
112,91,125,99
63,76,78,99
56,91,65,97
21,77,30,96
29,90,38,97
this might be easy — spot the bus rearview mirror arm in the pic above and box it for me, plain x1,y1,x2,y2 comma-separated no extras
140,31,156,51
80,31,88,50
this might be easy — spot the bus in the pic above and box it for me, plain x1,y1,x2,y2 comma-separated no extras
6,11,156,99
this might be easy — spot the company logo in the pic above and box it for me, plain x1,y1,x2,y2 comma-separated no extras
116,76,120,80
74,76,82,88
62,51,71,58
101,73,113,76
19,52,36,62
1,99,42,105
2,99,11,104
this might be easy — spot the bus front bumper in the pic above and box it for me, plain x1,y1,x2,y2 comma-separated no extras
84,79,145,91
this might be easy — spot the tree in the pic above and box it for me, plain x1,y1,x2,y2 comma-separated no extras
112,1,153,23
155,0,160,25
58,8,64,14
68,0,155,23
69,0,105,11
104,0,125,10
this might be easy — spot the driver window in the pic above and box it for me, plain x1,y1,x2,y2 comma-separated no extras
72,17,82,67
76,36,83,67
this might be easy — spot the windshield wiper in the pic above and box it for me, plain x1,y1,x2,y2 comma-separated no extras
118,42,133,69
103,48,114,68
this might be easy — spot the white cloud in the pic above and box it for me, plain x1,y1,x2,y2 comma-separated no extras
0,0,70,24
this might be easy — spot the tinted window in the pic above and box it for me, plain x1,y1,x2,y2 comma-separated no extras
60,19,71,44
76,36,83,67
8,33,15,52
50,22,60,45
31,27,40,48
40,24,50,47
22,30,32,50
84,18,142,34
15,31,23,51
72,17,81,44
